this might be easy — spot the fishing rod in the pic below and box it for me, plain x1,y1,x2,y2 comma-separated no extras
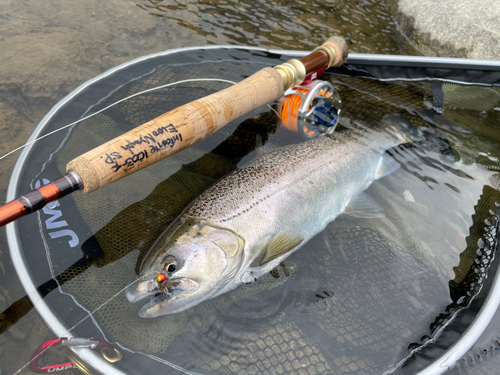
0,36,348,227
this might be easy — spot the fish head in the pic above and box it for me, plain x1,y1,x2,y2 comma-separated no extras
126,219,244,318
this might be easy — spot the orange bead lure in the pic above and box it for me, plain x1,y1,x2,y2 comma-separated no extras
157,273,167,283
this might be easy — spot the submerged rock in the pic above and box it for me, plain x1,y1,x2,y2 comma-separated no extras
396,0,500,59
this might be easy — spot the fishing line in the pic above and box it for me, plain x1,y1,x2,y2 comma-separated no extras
63,272,157,335
10,270,200,375
8,75,291,375
0,78,238,161
61,270,203,375
10,77,288,375
12,341,58,375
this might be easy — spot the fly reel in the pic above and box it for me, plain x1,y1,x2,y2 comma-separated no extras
279,80,341,139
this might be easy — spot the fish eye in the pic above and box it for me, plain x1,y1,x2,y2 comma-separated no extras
165,263,177,273
162,254,180,274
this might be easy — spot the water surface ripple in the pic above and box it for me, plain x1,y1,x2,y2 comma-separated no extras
136,0,417,54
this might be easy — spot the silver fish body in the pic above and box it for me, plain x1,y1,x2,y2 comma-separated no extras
126,119,411,317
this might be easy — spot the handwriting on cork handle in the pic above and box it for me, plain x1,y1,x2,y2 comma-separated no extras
100,123,183,173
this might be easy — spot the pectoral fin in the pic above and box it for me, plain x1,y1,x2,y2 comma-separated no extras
345,192,385,219
260,229,304,265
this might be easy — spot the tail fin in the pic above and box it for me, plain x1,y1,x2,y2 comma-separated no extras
380,114,425,144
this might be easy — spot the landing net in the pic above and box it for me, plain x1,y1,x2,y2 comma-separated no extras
7,47,500,375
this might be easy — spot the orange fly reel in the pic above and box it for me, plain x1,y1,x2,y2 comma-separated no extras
279,80,341,139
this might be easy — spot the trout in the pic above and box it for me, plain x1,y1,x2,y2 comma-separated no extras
126,116,417,317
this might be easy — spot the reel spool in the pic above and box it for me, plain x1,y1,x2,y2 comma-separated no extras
279,80,341,139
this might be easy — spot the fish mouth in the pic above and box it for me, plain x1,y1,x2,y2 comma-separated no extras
138,292,172,318
126,276,200,317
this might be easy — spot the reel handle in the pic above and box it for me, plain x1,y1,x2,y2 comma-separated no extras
67,36,348,193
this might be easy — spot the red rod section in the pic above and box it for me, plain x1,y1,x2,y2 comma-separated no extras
0,172,81,227
301,51,330,75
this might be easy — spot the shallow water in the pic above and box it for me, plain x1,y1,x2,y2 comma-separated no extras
135,0,419,54
0,1,499,375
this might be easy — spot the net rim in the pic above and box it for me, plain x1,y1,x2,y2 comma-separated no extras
418,259,500,374
348,53,500,71
6,44,500,374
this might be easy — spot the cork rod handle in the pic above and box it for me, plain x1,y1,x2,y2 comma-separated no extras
67,68,283,192
67,37,348,193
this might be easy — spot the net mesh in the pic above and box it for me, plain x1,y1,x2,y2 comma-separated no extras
442,83,500,112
